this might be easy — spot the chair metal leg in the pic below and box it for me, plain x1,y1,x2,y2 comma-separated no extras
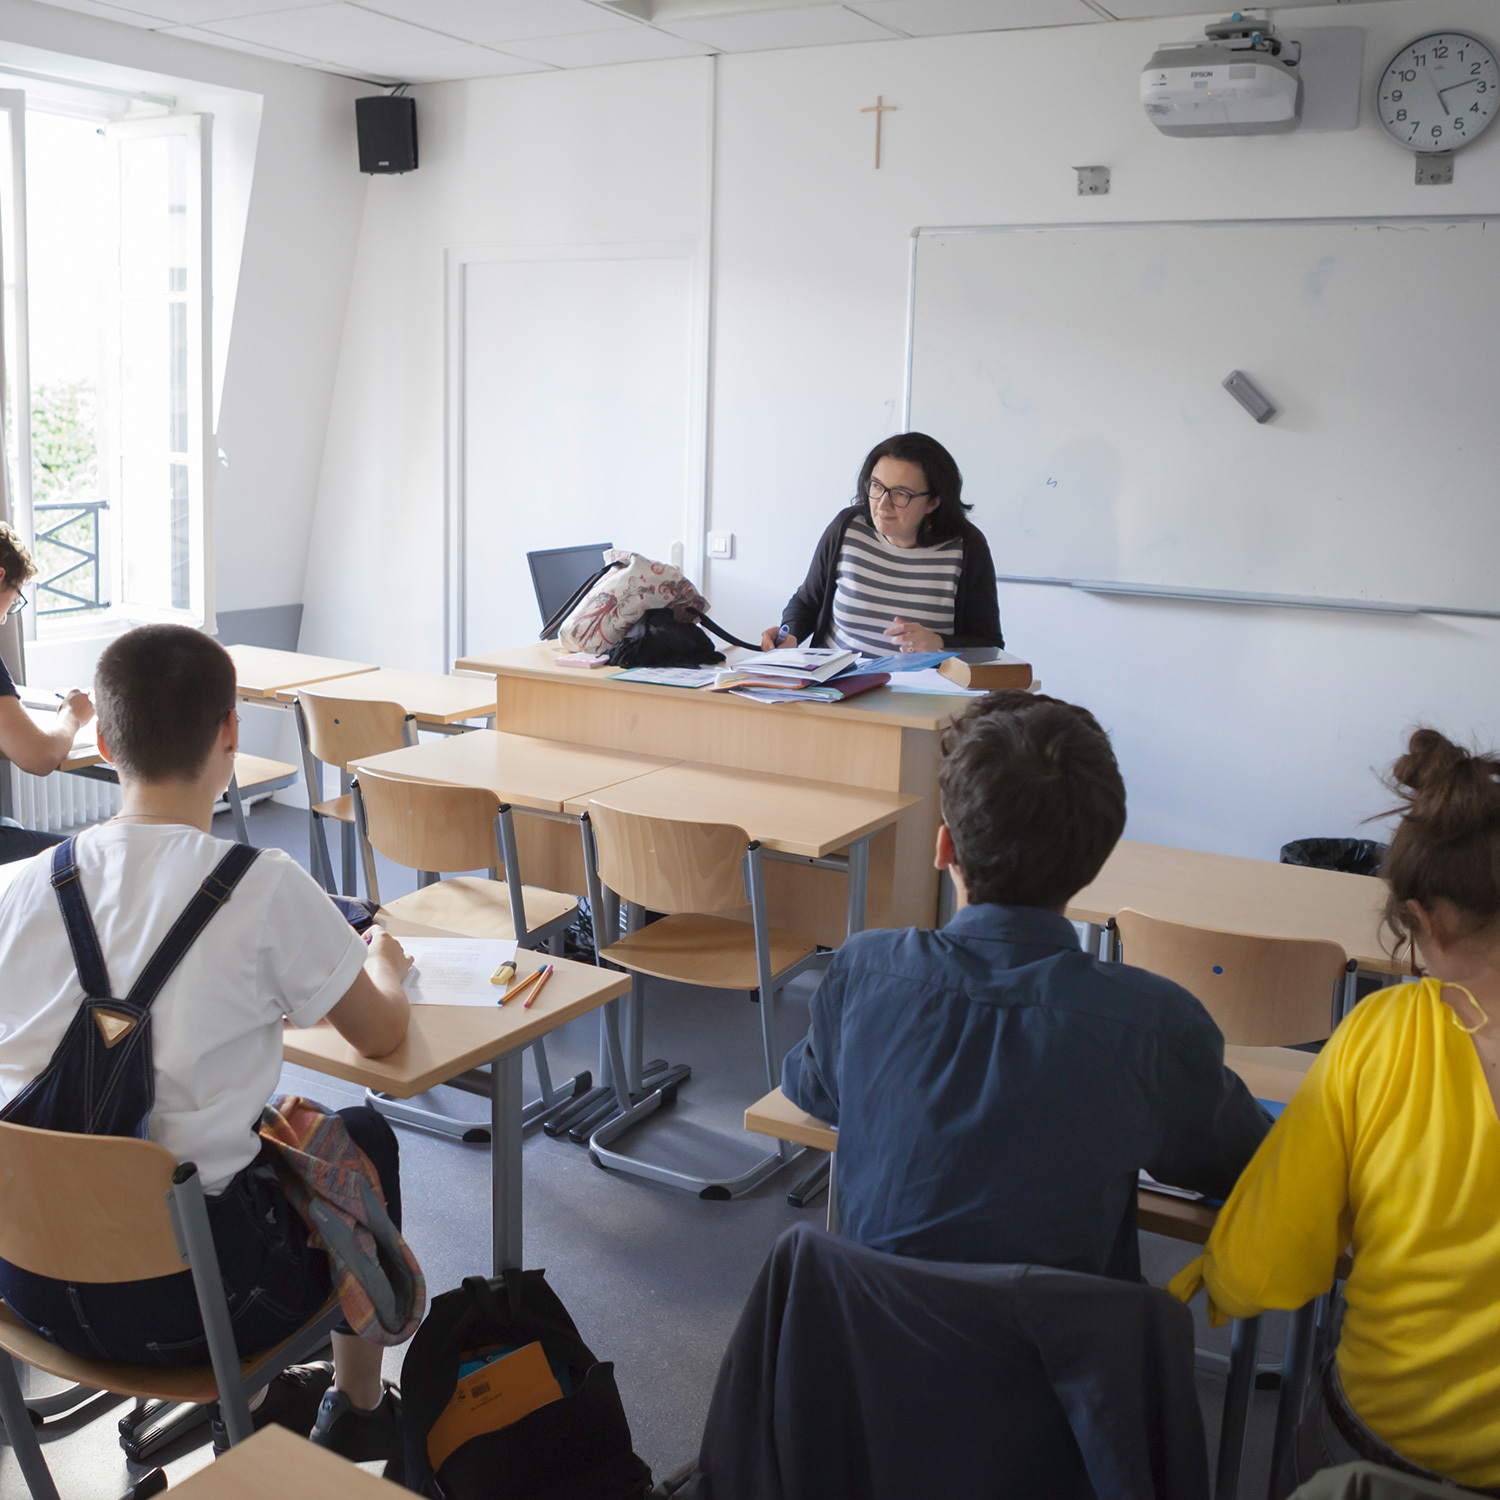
1216,1316,1260,1500
1268,1301,1318,1500
0,1353,62,1500
168,1166,254,1447
226,774,250,845
787,1155,830,1209
826,1154,839,1233
339,768,356,895
309,811,337,894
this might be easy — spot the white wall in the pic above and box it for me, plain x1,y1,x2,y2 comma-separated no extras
301,59,711,672
306,0,1500,859
0,0,367,681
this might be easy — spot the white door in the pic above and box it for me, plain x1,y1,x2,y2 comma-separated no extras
457,247,699,656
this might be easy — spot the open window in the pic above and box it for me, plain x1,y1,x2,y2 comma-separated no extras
0,97,214,639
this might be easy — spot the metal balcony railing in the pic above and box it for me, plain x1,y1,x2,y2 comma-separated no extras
33,500,109,616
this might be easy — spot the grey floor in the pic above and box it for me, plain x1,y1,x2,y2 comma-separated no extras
0,798,1290,1498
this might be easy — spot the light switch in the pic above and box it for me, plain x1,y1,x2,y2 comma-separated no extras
707,531,735,560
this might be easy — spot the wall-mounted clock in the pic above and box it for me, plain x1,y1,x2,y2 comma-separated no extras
1377,32,1498,158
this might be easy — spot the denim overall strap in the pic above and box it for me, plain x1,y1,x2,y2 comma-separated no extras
123,843,261,1009
49,838,112,999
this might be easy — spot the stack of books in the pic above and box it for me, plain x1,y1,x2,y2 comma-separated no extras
710,648,886,704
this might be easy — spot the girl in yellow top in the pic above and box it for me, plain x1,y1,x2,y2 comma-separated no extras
1170,729,1500,1493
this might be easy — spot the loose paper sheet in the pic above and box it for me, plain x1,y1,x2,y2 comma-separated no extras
401,938,519,1006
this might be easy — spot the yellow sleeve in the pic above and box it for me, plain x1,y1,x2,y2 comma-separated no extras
1170,1030,1355,1322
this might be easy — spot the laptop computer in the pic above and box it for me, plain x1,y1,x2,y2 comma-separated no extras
528,543,613,638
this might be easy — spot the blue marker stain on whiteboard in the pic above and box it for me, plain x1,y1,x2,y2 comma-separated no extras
1213,966,1224,975
1304,255,1336,302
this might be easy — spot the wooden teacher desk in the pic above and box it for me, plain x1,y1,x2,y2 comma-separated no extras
452,642,1032,947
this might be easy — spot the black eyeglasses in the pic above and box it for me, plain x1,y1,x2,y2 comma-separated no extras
3,591,25,620
866,479,932,510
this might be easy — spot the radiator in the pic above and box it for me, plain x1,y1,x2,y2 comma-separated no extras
6,766,120,833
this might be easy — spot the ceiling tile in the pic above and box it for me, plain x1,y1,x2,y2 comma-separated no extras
1102,0,1329,14
655,4,899,51
22,0,170,23
157,22,330,63
335,41,552,80
195,2,454,54
502,27,713,67
848,0,1099,35
353,0,635,45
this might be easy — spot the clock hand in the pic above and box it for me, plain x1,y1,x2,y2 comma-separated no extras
1439,79,1482,97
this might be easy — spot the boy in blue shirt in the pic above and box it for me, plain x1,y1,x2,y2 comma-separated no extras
782,690,1269,1279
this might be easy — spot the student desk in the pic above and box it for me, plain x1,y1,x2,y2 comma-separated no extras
226,644,377,704
351,728,678,813
280,668,497,728
171,1426,403,1499
23,708,103,772
452,641,1018,945
1068,839,1396,976
283,947,630,1276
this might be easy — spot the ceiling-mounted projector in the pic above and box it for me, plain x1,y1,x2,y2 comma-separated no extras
1142,12,1302,137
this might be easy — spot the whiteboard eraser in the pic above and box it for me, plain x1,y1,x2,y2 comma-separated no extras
1223,370,1276,423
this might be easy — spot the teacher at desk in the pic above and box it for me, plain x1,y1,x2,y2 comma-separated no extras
761,433,1003,655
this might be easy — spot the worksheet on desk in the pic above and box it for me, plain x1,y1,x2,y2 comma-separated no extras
400,938,518,1006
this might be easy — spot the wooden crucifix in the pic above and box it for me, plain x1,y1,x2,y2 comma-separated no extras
861,94,896,169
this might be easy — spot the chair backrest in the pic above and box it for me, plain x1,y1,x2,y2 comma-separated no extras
296,692,408,773
355,768,503,875
698,1222,1208,1500
1115,908,1348,1046
587,797,750,915
0,1121,186,1283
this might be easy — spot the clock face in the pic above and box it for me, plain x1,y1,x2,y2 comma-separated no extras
1378,32,1499,153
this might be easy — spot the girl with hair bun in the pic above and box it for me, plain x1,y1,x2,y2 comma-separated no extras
1170,727,1500,1492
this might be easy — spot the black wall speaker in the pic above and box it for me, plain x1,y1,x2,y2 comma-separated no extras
356,95,417,175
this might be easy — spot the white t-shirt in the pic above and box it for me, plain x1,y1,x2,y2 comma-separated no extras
0,823,367,1193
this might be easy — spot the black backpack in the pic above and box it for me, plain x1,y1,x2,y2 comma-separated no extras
604,610,757,669
401,1270,653,1500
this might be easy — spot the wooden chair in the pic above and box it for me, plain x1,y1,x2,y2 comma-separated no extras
294,692,413,897
578,794,821,1199
1114,908,1353,1046
0,1122,342,1500
350,767,583,1141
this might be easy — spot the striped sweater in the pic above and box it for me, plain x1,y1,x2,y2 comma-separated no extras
825,516,964,655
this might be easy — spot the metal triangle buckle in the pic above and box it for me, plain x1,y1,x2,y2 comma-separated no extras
93,1009,137,1048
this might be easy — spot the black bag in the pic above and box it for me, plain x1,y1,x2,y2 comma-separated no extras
603,609,758,669
401,1270,652,1500
1280,838,1388,877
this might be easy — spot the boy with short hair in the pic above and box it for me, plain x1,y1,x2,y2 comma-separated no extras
0,523,95,862
0,624,410,1463
783,690,1269,1278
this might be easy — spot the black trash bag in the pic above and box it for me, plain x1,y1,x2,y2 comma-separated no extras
401,1270,652,1500
1280,838,1388,877
604,609,724,669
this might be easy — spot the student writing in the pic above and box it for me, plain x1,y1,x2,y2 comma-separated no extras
0,523,94,865
782,690,1268,1275
1170,728,1500,1492
0,626,411,1466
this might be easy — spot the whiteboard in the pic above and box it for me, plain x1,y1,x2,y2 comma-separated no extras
904,219,1500,614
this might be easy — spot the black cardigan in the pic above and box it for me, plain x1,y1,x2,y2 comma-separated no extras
779,506,1003,650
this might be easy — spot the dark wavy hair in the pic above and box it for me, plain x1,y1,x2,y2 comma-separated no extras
854,432,971,544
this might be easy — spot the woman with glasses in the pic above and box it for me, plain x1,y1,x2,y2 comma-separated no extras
0,523,95,865
760,433,1002,656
